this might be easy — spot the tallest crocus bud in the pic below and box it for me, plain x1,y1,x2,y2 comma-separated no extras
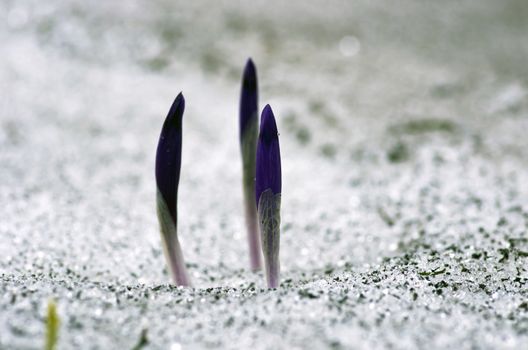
256,105,282,288
239,58,262,271
155,92,191,286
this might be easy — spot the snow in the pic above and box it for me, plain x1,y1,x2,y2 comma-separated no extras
1,0,528,349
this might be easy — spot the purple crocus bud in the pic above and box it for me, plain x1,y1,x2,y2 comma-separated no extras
256,104,282,288
155,92,191,286
239,58,262,271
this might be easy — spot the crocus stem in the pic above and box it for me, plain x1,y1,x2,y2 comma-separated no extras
265,257,280,289
258,189,281,289
242,117,261,270
244,193,262,270
164,231,191,286
157,190,191,286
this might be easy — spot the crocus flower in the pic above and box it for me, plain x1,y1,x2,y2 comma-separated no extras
155,92,191,286
239,58,262,271
256,104,282,288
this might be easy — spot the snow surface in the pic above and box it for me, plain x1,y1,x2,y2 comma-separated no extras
1,0,528,349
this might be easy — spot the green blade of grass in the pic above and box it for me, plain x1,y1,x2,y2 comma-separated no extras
45,300,60,350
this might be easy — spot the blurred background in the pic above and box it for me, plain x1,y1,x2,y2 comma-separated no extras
1,0,528,349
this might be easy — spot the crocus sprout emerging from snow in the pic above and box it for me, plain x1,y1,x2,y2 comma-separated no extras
240,58,262,271
155,92,191,286
256,105,282,288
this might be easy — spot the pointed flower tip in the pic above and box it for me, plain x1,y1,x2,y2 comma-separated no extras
240,60,258,137
245,57,255,72
256,105,281,205
168,93,185,123
262,104,273,117
260,104,278,142
242,59,257,90
156,94,185,222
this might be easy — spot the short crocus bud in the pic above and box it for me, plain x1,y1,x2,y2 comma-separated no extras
155,92,191,286
256,105,282,288
239,58,262,271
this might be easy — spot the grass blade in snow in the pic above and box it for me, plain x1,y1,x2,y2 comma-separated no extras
45,299,59,350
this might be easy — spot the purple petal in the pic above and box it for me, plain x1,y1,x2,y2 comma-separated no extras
239,58,258,140
155,92,184,223
256,104,281,207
